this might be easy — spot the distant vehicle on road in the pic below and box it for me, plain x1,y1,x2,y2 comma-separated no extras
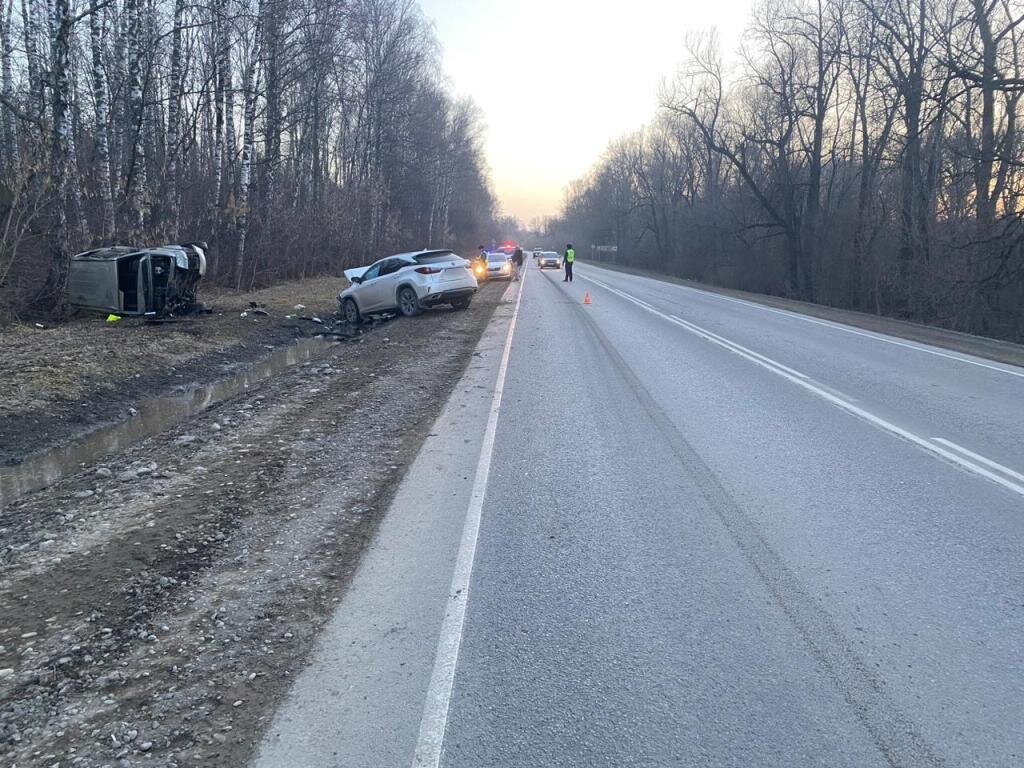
483,251,513,281
339,249,477,323
537,251,561,270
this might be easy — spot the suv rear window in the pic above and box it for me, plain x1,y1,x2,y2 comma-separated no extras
413,251,458,265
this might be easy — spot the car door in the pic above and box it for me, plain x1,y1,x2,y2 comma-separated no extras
354,261,384,311
374,258,411,310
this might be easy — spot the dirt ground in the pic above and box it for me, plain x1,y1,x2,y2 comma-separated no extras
0,280,506,767
0,277,347,467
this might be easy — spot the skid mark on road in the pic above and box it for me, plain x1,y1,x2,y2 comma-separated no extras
546,270,946,768
582,273,1024,501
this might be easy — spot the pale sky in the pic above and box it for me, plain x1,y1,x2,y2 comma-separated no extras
418,0,752,223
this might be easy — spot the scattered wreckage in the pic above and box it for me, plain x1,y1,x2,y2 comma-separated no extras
68,242,208,317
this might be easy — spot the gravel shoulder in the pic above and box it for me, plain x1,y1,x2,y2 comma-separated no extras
0,282,505,767
585,261,1024,367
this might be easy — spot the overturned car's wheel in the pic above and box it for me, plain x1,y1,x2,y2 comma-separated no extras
342,297,362,325
398,286,422,317
451,297,472,311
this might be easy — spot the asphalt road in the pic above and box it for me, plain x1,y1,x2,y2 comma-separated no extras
254,262,1024,768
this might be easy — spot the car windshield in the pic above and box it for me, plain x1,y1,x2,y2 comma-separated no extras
487,254,507,263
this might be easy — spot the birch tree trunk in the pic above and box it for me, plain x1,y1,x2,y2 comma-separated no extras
0,0,18,171
221,0,236,202
90,0,113,240
21,0,43,128
210,0,225,211
125,0,148,240
262,0,280,203
165,0,185,239
47,0,71,304
235,12,261,289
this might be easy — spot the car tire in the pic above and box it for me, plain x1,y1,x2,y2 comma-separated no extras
451,297,471,311
342,297,362,325
397,286,422,317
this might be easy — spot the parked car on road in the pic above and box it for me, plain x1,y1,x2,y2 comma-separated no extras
339,249,477,323
537,251,561,270
483,251,513,281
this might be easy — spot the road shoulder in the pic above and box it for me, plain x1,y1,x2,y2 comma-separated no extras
251,281,520,768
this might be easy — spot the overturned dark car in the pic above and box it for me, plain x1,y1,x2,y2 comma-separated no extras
68,243,208,317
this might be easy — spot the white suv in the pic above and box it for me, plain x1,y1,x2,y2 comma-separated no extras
339,250,478,323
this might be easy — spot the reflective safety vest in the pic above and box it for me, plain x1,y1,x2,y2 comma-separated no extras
565,248,575,263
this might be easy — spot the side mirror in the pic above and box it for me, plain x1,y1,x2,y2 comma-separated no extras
351,276,363,284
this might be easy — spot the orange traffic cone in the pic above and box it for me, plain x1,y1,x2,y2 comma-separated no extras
583,291,592,305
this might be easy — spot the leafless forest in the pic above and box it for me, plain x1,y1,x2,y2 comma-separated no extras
550,0,1024,341
0,0,496,318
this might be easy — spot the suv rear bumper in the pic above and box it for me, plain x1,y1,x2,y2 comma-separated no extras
421,286,477,306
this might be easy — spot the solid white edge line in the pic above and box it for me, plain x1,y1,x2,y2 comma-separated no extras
587,263,1024,380
581,272,1024,500
412,267,526,768
932,438,1024,485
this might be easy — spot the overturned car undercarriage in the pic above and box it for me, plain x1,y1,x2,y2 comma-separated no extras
67,242,208,317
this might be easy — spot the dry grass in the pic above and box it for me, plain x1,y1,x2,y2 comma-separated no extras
1,277,345,416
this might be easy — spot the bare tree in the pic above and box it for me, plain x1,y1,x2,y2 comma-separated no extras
90,0,113,240
555,0,1024,341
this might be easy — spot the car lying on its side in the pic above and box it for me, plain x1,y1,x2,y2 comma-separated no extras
68,243,208,317
537,251,561,270
339,249,477,323
483,251,513,281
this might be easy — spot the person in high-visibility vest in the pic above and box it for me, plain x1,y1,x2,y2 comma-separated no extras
563,244,576,282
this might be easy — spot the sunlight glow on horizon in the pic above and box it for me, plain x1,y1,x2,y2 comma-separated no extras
418,0,752,225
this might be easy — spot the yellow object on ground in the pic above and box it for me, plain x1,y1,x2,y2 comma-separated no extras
106,314,121,324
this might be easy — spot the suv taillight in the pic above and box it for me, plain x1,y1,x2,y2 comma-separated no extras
415,266,442,274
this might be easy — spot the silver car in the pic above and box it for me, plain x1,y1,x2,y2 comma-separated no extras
537,251,561,270
339,250,478,323
484,252,513,281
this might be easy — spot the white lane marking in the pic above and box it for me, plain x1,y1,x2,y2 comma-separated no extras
932,438,1024,485
412,266,526,767
581,273,1024,500
585,275,806,379
669,314,809,380
587,265,1024,380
